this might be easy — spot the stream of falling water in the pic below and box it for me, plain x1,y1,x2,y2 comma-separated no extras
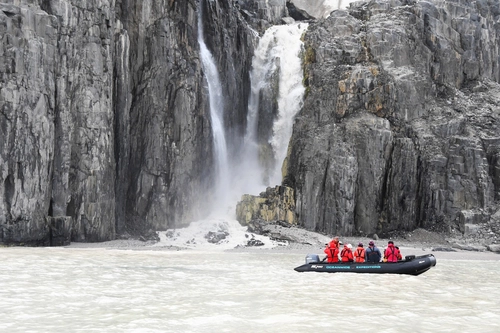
198,0,230,212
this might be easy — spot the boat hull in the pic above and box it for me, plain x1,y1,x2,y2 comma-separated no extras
294,254,437,276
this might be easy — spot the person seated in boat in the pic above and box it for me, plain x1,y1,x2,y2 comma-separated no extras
395,246,403,260
340,243,354,262
365,241,382,263
353,242,366,263
328,236,341,250
323,242,340,263
384,241,401,263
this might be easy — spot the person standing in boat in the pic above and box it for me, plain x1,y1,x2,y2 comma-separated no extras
384,241,401,262
323,242,340,263
365,241,382,263
340,243,354,262
353,243,366,262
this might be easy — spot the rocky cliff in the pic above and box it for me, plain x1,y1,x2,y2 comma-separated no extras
0,0,258,245
1,0,500,246
1,0,117,245
285,0,500,239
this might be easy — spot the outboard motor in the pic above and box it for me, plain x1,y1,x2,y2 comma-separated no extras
305,254,320,264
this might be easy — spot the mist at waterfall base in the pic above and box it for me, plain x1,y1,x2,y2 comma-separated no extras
161,14,308,249
2,247,500,333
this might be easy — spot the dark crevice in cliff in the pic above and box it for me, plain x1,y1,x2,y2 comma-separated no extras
483,140,500,202
48,199,53,217
2,10,16,18
415,155,426,229
4,175,14,221
39,0,52,15
321,156,330,234
286,2,312,21
380,145,393,228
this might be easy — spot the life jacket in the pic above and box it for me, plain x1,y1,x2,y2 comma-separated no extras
384,244,400,262
324,245,339,263
340,246,354,262
354,247,366,263
329,239,340,249
366,246,381,263
397,250,403,260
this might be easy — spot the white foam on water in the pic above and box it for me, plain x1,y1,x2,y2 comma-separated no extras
154,218,285,250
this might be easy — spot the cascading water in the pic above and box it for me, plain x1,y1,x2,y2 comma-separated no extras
197,0,230,213
239,23,308,188
159,3,308,249
267,23,308,185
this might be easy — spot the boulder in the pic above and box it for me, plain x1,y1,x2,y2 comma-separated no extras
236,186,297,225
487,244,500,253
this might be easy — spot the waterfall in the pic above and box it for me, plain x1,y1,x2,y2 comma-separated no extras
239,23,308,188
197,2,307,213
197,1,231,213
196,4,307,211
268,23,308,185
159,13,308,249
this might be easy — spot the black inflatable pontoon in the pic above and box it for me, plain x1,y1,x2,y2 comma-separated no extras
294,254,436,276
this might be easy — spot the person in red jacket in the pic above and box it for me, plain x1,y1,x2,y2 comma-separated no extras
395,246,403,260
328,236,341,250
340,243,354,262
353,243,366,262
324,242,340,263
384,241,401,262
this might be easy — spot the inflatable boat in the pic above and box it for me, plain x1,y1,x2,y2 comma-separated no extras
294,254,436,276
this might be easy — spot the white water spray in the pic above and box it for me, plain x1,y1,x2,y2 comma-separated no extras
248,23,308,186
270,23,308,185
232,23,308,197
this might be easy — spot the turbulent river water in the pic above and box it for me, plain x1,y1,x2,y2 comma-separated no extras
1,247,499,333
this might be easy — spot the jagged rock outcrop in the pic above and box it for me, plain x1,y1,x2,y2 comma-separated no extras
286,0,500,237
288,0,357,20
237,0,288,29
236,185,297,225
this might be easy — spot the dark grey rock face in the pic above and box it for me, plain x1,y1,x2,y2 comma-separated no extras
286,0,500,237
1,3,57,245
0,0,257,245
237,0,287,27
117,0,209,235
1,1,117,244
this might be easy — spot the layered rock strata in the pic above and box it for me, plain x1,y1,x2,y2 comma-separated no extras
286,0,500,237
236,186,297,225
